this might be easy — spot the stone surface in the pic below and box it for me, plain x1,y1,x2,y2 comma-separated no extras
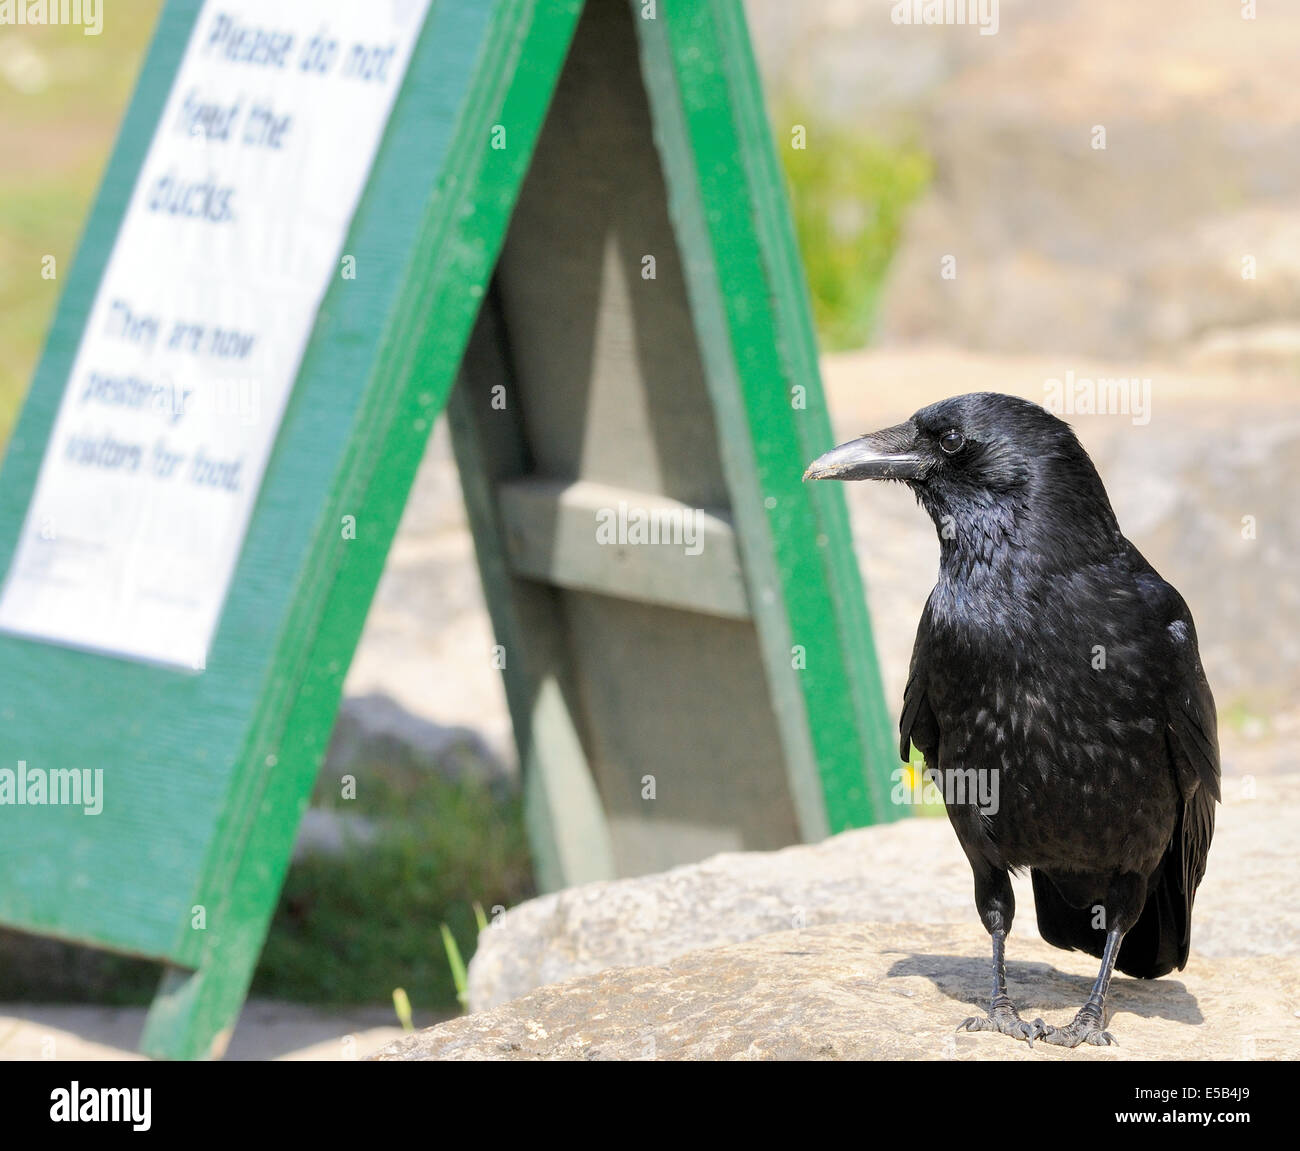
866,0,1300,360
377,922,1300,1061
0,1000,413,1061
467,771,1299,1013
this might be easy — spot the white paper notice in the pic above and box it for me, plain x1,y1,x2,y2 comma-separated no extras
0,0,432,669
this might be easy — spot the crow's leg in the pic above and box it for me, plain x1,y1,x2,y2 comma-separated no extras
1041,927,1123,1047
958,928,1045,1044
1042,872,1145,1048
958,868,1045,1045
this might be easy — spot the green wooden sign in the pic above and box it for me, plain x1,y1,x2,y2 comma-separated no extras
0,0,898,1059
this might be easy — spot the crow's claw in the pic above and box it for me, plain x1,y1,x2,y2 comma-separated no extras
1040,1013,1117,1048
958,1005,1045,1046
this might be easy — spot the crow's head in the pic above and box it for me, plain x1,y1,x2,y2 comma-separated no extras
804,392,1122,571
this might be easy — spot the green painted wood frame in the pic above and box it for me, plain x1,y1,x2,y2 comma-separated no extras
0,0,899,1059
0,0,585,1059
631,1,901,836
446,0,903,888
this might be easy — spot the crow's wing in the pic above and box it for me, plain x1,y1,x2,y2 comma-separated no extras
1164,599,1220,910
1130,561,1220,887
901,589,1011,876
1117,568,1220,973
1031,573,1220,977
899,589,941,767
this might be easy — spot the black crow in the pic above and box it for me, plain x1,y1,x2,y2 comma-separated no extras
804,392,1219,1048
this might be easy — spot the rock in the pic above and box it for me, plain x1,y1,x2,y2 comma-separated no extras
745,0,1011,130
290,808,380,863
1185,322,1300,376
376,922,1299,1060
872,0,1300,359
466,772,1300,1013
322,691,507,787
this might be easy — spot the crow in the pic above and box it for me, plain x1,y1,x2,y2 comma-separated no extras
804,392,1219,1048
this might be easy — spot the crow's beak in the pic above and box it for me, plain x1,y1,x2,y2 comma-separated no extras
803,421,928,482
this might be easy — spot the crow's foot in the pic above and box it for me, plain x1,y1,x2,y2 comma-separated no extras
1041,1010,1116,1048
958,1001,1046,1046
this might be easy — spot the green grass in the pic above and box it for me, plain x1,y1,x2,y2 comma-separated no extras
251,760,534,1012
439,923,469,1011
777,107,931,351
391,986,415,1032
0,172,93,429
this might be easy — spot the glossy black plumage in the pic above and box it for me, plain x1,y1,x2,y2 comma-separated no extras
806,392,1220,1046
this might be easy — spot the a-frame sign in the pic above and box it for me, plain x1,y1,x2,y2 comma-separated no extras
0,0,898,1059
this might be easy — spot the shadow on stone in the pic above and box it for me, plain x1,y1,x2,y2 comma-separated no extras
888,951,1204,1025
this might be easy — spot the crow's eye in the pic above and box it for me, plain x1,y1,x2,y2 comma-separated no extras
940,430,965,455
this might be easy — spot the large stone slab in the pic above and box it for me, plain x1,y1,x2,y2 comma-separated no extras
467,773,1299,1012
377,922,1299,1061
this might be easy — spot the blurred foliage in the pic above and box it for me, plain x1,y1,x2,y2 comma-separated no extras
1221,697,1269,739
439,923,469,1011
0,6,164,445
253,759,534,1011
0,926,156,1005
778,107,931,351
392,986,415,1032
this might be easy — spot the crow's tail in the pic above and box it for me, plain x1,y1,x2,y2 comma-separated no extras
1031,848,1189,979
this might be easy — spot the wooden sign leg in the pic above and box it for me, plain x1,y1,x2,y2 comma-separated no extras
448,286,616,891
140,964,237,1061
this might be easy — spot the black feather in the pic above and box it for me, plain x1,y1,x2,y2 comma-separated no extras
885,393,1220,977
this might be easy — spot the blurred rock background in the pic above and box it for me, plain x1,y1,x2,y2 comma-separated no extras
0,0,1295,1020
